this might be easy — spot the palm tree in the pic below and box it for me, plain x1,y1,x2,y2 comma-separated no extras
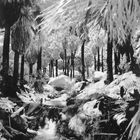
39,0,140,83
106,31,113,83
11,8,33,86
0,1,20,78
91,0,140,83
0,0,36,97
0,0,34,76
25,36,39,76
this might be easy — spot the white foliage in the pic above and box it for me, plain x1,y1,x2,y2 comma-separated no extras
48,75,75,91
68,115,86,135
34,119,58,140
82,99,102,118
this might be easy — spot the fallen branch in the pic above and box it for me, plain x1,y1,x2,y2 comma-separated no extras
11,106,25,118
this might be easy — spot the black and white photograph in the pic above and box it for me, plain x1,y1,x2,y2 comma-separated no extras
0,0,140,140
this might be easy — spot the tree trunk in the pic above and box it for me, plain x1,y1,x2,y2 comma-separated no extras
29,64,33,75
97,47,100,71
67,59,69,76
94,55,96,71
101,47,104,72
73,56,75,78
126,34,134,64
106,35,113,84
2,26,10,77
37,47,42,72
13,51,20,85
20,55,24,84
126,51,130,63
49,62,51,77
114,51,120,74
64,49,67,75
50,60,54,77
71,52,75,78
87,66,89,78
70,52,73,78
55,60,58,77
81,40,86,81
52,60,54,77
43,67,46,75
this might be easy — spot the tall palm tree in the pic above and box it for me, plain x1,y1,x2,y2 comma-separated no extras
0,1,20,77
39,0,140,83
0,0,36,97
90,0,140,83
11,7,33,86
25,36,39,76
0,0,34,76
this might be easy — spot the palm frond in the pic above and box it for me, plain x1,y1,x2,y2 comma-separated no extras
38,0,89,33
120,102,140,140
25,35,40,65
11,12,33,54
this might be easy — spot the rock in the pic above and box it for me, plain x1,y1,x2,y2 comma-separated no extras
58,69,64,76
74,71,82,82
42,94,69,107
48,75,75,91
43,84,55,93
82,99,102,118
71,81,85,93
105,71,140,99
76,80,105,100
92,71,106,82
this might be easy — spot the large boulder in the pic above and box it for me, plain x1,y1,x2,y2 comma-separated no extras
48,75,75,91
105,71,140,99
76,80,105,100
92,71,106,82
43,84,55,93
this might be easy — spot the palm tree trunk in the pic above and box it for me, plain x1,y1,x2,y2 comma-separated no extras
87,66,89,78
2,26,10,77
20,54,24,84
50,59,54,77
106,35,113,84
53,60,54,77
114,51,119,74
67,59,69,76
97,47,100,71
49,62,51,77
29,64,33,75
63,59,65,73
37,47,42,72
55,60,58,76
71,52,75,78
126,51,130,62
94,55,96,71
64,49,67,75
101,47,104,72
81,40,86,81
73,56,75,78
70,51,73,78
13,51,20,85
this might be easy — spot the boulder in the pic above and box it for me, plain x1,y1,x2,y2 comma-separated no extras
48,75,74,91
82,99,102,118
71,81,85,93
43,84,55,93
42,94,69,107
76,80,105,100
92,71,106,82
105,71,140,99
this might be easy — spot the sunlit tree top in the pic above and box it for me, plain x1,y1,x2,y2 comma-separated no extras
39,0,140,44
